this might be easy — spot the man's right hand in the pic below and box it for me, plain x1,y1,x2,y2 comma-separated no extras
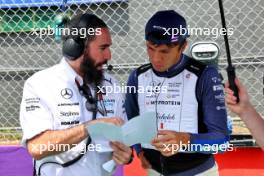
138,151,151,169
84,117,124,137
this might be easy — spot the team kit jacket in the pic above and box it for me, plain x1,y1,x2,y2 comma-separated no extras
125,54,229,175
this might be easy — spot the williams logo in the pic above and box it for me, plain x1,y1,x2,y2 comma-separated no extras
61,88,73,99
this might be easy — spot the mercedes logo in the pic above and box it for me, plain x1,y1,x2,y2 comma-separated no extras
61,88,73,99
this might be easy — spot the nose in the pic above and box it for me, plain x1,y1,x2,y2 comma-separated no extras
152,51,162,64
104,48,111,61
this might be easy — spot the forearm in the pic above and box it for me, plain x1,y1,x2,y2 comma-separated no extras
27,124,88,160
240,105,264,149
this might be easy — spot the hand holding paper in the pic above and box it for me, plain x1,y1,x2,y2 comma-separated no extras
87,112,157,172
110,141,132,164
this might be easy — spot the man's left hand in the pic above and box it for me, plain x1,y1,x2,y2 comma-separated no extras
151,130,190,157
110,141,132,165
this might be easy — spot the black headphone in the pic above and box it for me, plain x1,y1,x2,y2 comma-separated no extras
62,13,97,60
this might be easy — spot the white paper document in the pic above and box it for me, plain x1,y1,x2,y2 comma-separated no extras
87,111,157,173
87,111,157,148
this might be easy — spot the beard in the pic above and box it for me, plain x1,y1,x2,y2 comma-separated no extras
80,51,106,86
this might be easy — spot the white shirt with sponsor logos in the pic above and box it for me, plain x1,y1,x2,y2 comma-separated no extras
20,58,126,176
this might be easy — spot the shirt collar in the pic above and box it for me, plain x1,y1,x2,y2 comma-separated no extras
60,57,84,86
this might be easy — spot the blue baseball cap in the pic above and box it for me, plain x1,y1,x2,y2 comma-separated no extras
145,10,189,45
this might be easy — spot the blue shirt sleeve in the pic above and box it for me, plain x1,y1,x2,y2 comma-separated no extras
125,69,139,120
190,65,229,153
125,69,142,154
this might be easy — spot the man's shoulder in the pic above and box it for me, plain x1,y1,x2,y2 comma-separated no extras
26,64,61,86
184,56,208,76
103,72,120,86
135,63,152,77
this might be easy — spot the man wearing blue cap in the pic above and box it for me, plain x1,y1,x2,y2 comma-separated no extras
125,10,229,175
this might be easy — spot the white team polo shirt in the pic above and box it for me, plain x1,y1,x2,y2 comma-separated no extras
20,58,127,176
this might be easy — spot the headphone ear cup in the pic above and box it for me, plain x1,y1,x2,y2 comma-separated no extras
62,38,84,60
